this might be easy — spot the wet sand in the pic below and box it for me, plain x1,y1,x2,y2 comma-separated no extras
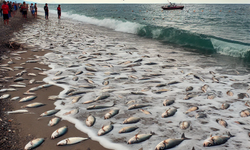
0,12,111,150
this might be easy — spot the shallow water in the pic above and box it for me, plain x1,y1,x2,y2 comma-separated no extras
12,11,250,150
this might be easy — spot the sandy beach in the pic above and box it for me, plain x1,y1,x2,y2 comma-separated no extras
0,12,111,150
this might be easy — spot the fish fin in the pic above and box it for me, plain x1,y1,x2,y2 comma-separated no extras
150,131,156,135
112,101,116,107
227,132,235,137
173,106,179,109
181,133,191,140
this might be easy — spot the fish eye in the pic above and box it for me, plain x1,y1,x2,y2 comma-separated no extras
208,143,212,146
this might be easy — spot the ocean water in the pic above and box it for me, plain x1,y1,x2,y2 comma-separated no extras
38,4,250,60
13,4,250,150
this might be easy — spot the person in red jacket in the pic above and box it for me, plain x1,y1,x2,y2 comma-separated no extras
2,1,9,25
57,5,61,19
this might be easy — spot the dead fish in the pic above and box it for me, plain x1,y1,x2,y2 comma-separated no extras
216,119,227,128
128,104,151,110
75,71,83,75
104,109,119,119
21,102,45,108
226,90,234,96
193,74,205,82
139,77,151,80
128,132,154,144
26,60,38,63
67,91,88,96
203,132,234,147
209,71,216,75
48,95,61,101
155,133,190,150
48,117,61,126
145,62,157,65
65,89,76,95
240,109,250,117
79,85,96,89
163,100,175,106
196,113,207,119
102,80,109,85
24,138,44,150
123,117,140,124
29,78,35,84
131,92,146,95
168,81,181,85
10,96,20,101
86,115,96,127
126,100,136,105
212,77,219,83
87,102,115,110
34,67,43,71
95,93,110,101
55,71,63,76
14,77,26,82
134,59,143,63
85,78,94,84
51,126,68,139
85,67,97,72
63,108,79,115
53,76,66,81
207,94,216,99
40,109,60,117
186,86,193,92
179,121,191,130
7,109,29,114
156,84,166,87
238,93,249,99
98,123,113,136
126,63,141,67
9,84,26,88
28,73,36,76
71,96,82,103
19,95,37,103
162,108,177,118
72,76,79,81
139,109,152,115
27,86,42,92
119,126,138,133
0,94,10,100
221,103,230,109
67,64,80,68
57,137,89,146
154,89,169,94
201,84,209,93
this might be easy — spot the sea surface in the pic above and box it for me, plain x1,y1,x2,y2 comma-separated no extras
15,3,250,150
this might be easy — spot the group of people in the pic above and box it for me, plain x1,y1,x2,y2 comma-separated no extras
1,1,62,25
0,1,19,25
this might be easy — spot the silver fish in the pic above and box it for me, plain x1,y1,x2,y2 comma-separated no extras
240,109,250,117
72,76,79,81
203,132,234,147
87,102,115,110
21,102,45,108
128,132,154,144
57,137,89,146
139,109,152,115
221,103,230,109
10,96,20,101
75,71,83,75
71,96,82,103
40,109,60,117
104,109,119,119
119,126,138,133
201,84,209,93
163,100,175,106
53,76,66,81
28,73,36,76
102,80,109,86
212,76,219,83
185,106,199,113
86,115,96,127
128,104,151,110
7,109,28,114
98,124,113,136
48,117,61,126
162,108,177,118
55,71,63,76
51,126,68,139
19,95,37,103
179,121,191,130
63,108,79,115
123,117,140,124
9,84,26,88
24,138,44,150
155,133,190,150
0,94,10,100
67,91,88,96
85,67,97,72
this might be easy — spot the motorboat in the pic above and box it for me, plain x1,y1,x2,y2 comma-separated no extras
162,2,184,10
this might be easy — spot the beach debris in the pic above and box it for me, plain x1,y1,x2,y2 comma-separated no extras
162,108,177,118
203,132,234,147
216,119,228,128
21,102,45,108
86,115,96,127
163,100,175,106
40,109,60,117
98,123,114,136
119,126,138,134
19,95,37,103
48,117,61,126
51,126,68,139
0,94,10,100
127,132,154,144
104,109,119,119
155,133,190,149
179,121,191,130
57,137,89,146
24,138,44,150
123,117,140,124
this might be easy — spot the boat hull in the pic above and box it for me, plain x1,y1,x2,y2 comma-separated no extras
162,6,184,10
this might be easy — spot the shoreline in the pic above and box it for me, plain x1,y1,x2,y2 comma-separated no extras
0,12,112,150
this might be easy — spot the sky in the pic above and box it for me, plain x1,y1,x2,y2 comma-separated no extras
16,0,250,4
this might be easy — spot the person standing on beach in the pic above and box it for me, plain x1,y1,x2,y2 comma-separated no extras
57,5,61,19
20,2,28,19
44,3,49,19
2,1,9,25
34,3,37,18
30,3,35,17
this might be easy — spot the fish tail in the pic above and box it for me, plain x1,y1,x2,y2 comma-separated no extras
227,132,235,137
181,133,191,140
